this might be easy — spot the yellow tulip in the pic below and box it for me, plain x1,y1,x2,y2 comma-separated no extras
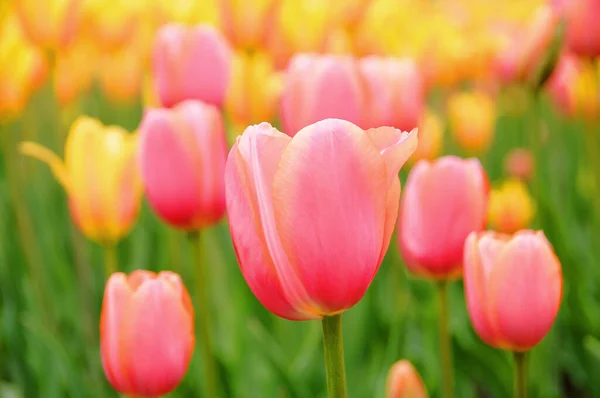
487,178,536,234
13,0,81,49
448,90,496,154
20,117,142,245
81,0,143,51
219,0,279,50
410,109,444,164
154,0,219,26
225,51,282,141
98,45,144,104
53,38,97,107
0,11,48,120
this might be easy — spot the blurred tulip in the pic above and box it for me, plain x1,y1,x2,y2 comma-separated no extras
154,0,220,26
281,54,365,136
488,179,536,234
504,148,534,181
398,156,488,279
0,12,48,119
448,90,496,154
20,117,141,245
547,54,599,120
101,270,194,396
139,100,227,230
554,0,600,57
226,119,417,320
359,56,424,131
226,51,283,139
98,45,144,104
410,109,444,164
53,38,96,107
152,23,232,108
219,0,279,50
493,5,558,84
464,230,562,351
386,360,428,398
81,0,141,51
14,0,81,49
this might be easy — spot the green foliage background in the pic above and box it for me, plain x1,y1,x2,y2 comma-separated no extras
1,86,599,397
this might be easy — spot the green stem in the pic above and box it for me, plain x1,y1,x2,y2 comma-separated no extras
189,231,218,398
321,314,348,398
513,351,527,398
438,280,454,398
103,245,118,277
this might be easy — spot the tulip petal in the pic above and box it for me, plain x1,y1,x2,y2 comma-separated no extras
226,124,319,320
100,273,134,394
123,279,195,396
487,231,562,350
272,119,387,313
366,127,418,185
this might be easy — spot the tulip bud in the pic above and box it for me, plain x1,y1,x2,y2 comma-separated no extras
503,148,534,181
398,156,488,279
151,23,232,108
139,100,227,230
488,179,535,234
225,50,283,140
359,56,424,131
448,90,496,154
409,109,443,164
20,117,141,245
226,119,417,319
218,0,279,50
14,0,81,49
464,230,563,351
386,360,429,398
101,270,195,396
281,54,366,136
554,0,600,57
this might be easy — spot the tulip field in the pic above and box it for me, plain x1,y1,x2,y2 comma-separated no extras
1,0,600,397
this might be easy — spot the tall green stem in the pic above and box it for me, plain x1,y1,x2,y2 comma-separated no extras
321,314,348,398
513,351,527,398
438,280,453,398
189,231,218,398
103,245,118,277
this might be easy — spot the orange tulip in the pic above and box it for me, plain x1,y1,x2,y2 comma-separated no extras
81,0,141,51
151,23,232,108
53,38,97,107
218,0,279,50
225,51,283,137
281,54,366,136
386,360,429,398
101,270,195,396
20,117,141,245
488,179,536,234
13,0,81,49
410,109,444,164
398,156,489,279
464,230,562,351
226,119,417,319
448,90,496,154
98,45,144,104
359,56,424,131
139,100,227,230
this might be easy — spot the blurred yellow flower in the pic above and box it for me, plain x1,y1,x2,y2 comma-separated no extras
448,90,496,154
13,0,81,49
81,0,143,51
154,0,219,26
20,117,142,245
410,109,444,164
0,11,48,120
53,38,97,107
219,0,279,50
225,51,282,141
98,43,144,104
488,178,536,234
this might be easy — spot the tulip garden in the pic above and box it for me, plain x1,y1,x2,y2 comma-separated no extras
1,0,600,397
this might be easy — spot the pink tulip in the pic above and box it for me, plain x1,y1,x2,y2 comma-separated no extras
280,54,366,136
398,156,489,279
139,100,227,230
546,54,579,116
464,230,563,351
151,23,232,108
554,0,600,57
359,56,424,131
226,119,417,320
101,270,195,396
